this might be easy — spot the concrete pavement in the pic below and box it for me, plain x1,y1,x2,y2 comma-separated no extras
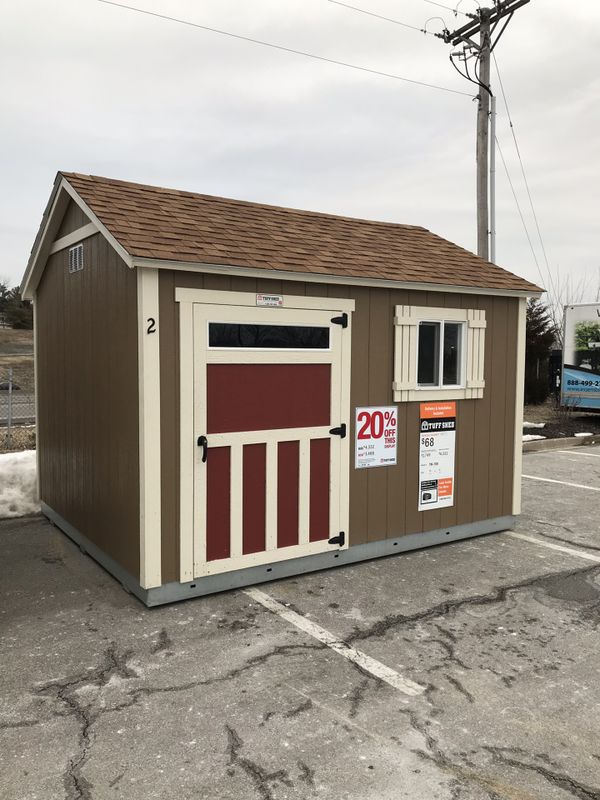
2,446,600,800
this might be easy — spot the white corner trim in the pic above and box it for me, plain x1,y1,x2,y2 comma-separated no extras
175,286,355,312
512,297,527,515
49,222,98,254
137,267,162,589
33,297,40,499
61,179,133,267
136,257,539,299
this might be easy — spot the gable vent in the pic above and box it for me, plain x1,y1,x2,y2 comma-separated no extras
68,243,84,273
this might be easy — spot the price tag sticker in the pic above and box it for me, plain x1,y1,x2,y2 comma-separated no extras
418,402,456,510
355,406,398,469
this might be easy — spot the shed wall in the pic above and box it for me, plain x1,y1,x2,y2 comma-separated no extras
158,271,518,583
36,232,140,577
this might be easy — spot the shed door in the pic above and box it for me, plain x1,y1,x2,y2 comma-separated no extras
191,303,349,577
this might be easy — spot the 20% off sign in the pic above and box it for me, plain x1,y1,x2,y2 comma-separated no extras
355,406,398,469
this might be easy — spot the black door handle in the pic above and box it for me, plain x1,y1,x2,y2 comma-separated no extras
197,435,208,463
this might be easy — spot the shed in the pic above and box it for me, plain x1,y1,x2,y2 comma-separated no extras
21,172,541,606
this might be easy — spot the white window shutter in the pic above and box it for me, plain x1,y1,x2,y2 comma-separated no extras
466,309,486,399
393,305,418,401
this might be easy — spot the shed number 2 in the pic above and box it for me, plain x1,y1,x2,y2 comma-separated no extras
146,318,156,334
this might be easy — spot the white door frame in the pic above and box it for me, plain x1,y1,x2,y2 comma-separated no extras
176,288,354,583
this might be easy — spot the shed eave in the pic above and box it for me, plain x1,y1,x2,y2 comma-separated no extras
132,256,542,299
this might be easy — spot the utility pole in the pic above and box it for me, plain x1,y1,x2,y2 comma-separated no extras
476,8,491,260
436,0,531,262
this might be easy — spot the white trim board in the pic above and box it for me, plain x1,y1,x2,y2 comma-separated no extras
49,222,98,254
175,287,355,312
139,257,539,299
512,298,527,515
137,267,162,589
61,179,132,267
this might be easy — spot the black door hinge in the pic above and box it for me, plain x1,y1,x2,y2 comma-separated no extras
331,312,348,328
328,531,345,547
329,423,346,438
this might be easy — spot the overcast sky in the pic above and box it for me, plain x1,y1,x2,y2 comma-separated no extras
2,0,599,303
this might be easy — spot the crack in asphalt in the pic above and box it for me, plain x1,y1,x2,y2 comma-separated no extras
297,759,316,789
484,746,600,800
347,678,370,719
444,674,474,704
345,564,600,643
35,644,136,800
0,718,43,729
225,725,293,800
283,698,313,718
130,642,324,702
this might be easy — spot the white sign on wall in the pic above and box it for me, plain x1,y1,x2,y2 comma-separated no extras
256,293,283,307
418,402,456,511
355,406,398,469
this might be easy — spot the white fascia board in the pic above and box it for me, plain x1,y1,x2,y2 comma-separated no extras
132,256,541,299
21,176,133,300
60,179,132,267
21,174,65,299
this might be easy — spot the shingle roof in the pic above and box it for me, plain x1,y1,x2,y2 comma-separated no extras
62,172,541,293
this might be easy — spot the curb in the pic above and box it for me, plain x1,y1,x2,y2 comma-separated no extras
523,435,600,453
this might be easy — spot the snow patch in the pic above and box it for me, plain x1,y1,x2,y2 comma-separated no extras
522,434,547,442
0,450,40,518
523,421,546,429
575,432,594,438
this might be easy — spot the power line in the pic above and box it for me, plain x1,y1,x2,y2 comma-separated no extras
422,0,468,16
496,136,547,292
493,53,556,296
328,0,434,36
97,0,472,97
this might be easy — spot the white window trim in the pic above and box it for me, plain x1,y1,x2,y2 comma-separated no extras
393,305,486,402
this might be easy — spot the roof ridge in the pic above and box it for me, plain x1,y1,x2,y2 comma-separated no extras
60,171,428,232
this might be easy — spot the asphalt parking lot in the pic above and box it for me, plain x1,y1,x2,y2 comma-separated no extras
2,445,600,800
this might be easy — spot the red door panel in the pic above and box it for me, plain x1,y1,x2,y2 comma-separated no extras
206,447,231,561
309,438,330,542
207,364,331,433
277,441,300,548
243,444,266,555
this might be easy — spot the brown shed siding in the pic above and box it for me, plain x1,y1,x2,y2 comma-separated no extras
56,199,90,238
36,233,140,577
159,271,518,582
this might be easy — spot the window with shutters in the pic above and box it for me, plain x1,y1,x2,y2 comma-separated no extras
393,306,486,402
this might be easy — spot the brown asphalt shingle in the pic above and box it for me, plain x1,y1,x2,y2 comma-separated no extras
62,172,541,293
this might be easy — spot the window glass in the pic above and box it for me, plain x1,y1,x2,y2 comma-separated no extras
209,323,329,349
443,322,462,385
417,322,440,385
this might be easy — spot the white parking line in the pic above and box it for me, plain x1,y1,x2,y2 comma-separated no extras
244,587,425,697
555,450,600,459
505,531,600,563
522,474,600,492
